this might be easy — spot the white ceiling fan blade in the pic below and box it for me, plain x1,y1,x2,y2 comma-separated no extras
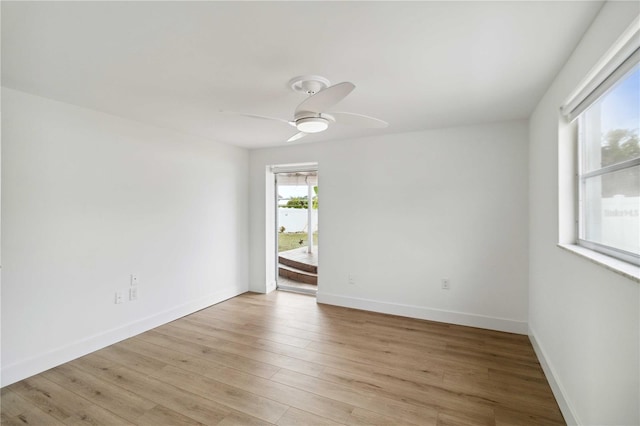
219,110,295,127
287,132,308,142
328,111,389,128
295,82,355,114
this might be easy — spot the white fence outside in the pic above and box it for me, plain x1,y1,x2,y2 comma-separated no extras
278,207,318,233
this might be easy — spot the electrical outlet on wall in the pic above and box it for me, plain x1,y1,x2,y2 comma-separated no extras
348,274,357,285
130,274,139,286
441,278,451,290
115,291,124,304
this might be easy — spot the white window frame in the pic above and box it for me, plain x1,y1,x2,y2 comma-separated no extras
577,135,640,265
560,16,640,275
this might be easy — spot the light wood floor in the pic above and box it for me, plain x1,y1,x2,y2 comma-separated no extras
1,291,565,425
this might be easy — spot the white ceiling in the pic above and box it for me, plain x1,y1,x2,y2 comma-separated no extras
2,1,603,149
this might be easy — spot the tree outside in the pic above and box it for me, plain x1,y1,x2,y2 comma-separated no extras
601,128,639,197
284,186,318,209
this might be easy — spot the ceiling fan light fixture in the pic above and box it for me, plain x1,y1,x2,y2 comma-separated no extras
296,117,329,133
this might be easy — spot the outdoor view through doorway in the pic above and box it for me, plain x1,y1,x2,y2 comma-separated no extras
275,170,318,295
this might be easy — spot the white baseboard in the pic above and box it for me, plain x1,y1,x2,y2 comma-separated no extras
1,286,245,387
528,327,580,425
316,292,528,334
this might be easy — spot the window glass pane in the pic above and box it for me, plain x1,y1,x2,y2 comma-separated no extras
582,65,640,173
582,166,640,255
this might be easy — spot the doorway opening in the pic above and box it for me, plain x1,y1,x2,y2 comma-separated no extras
274,166,318,295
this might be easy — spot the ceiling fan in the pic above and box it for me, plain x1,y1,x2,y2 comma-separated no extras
222,75,388,142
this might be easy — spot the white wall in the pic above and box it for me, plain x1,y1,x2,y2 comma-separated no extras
528,2,640,425
1,88,249,386
250,121,529,333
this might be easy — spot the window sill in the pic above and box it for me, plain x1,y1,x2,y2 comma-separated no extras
557,244,639,283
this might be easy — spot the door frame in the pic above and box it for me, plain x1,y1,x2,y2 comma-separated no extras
268,162,318,294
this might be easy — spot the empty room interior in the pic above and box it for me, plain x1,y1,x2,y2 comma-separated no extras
1,1,639,425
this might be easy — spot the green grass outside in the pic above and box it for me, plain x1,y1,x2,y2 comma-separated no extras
278,232,319,252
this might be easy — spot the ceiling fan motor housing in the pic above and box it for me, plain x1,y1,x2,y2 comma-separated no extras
288,75,331,95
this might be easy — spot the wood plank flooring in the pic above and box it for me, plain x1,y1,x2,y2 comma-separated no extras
1,291,565,425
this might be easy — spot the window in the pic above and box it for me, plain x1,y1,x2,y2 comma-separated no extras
561,18,639,267
577,64,639,264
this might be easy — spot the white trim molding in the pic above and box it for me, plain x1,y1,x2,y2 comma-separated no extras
529,327,581,426
270,162,318,174
316,292,528,335
0,286,245,387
